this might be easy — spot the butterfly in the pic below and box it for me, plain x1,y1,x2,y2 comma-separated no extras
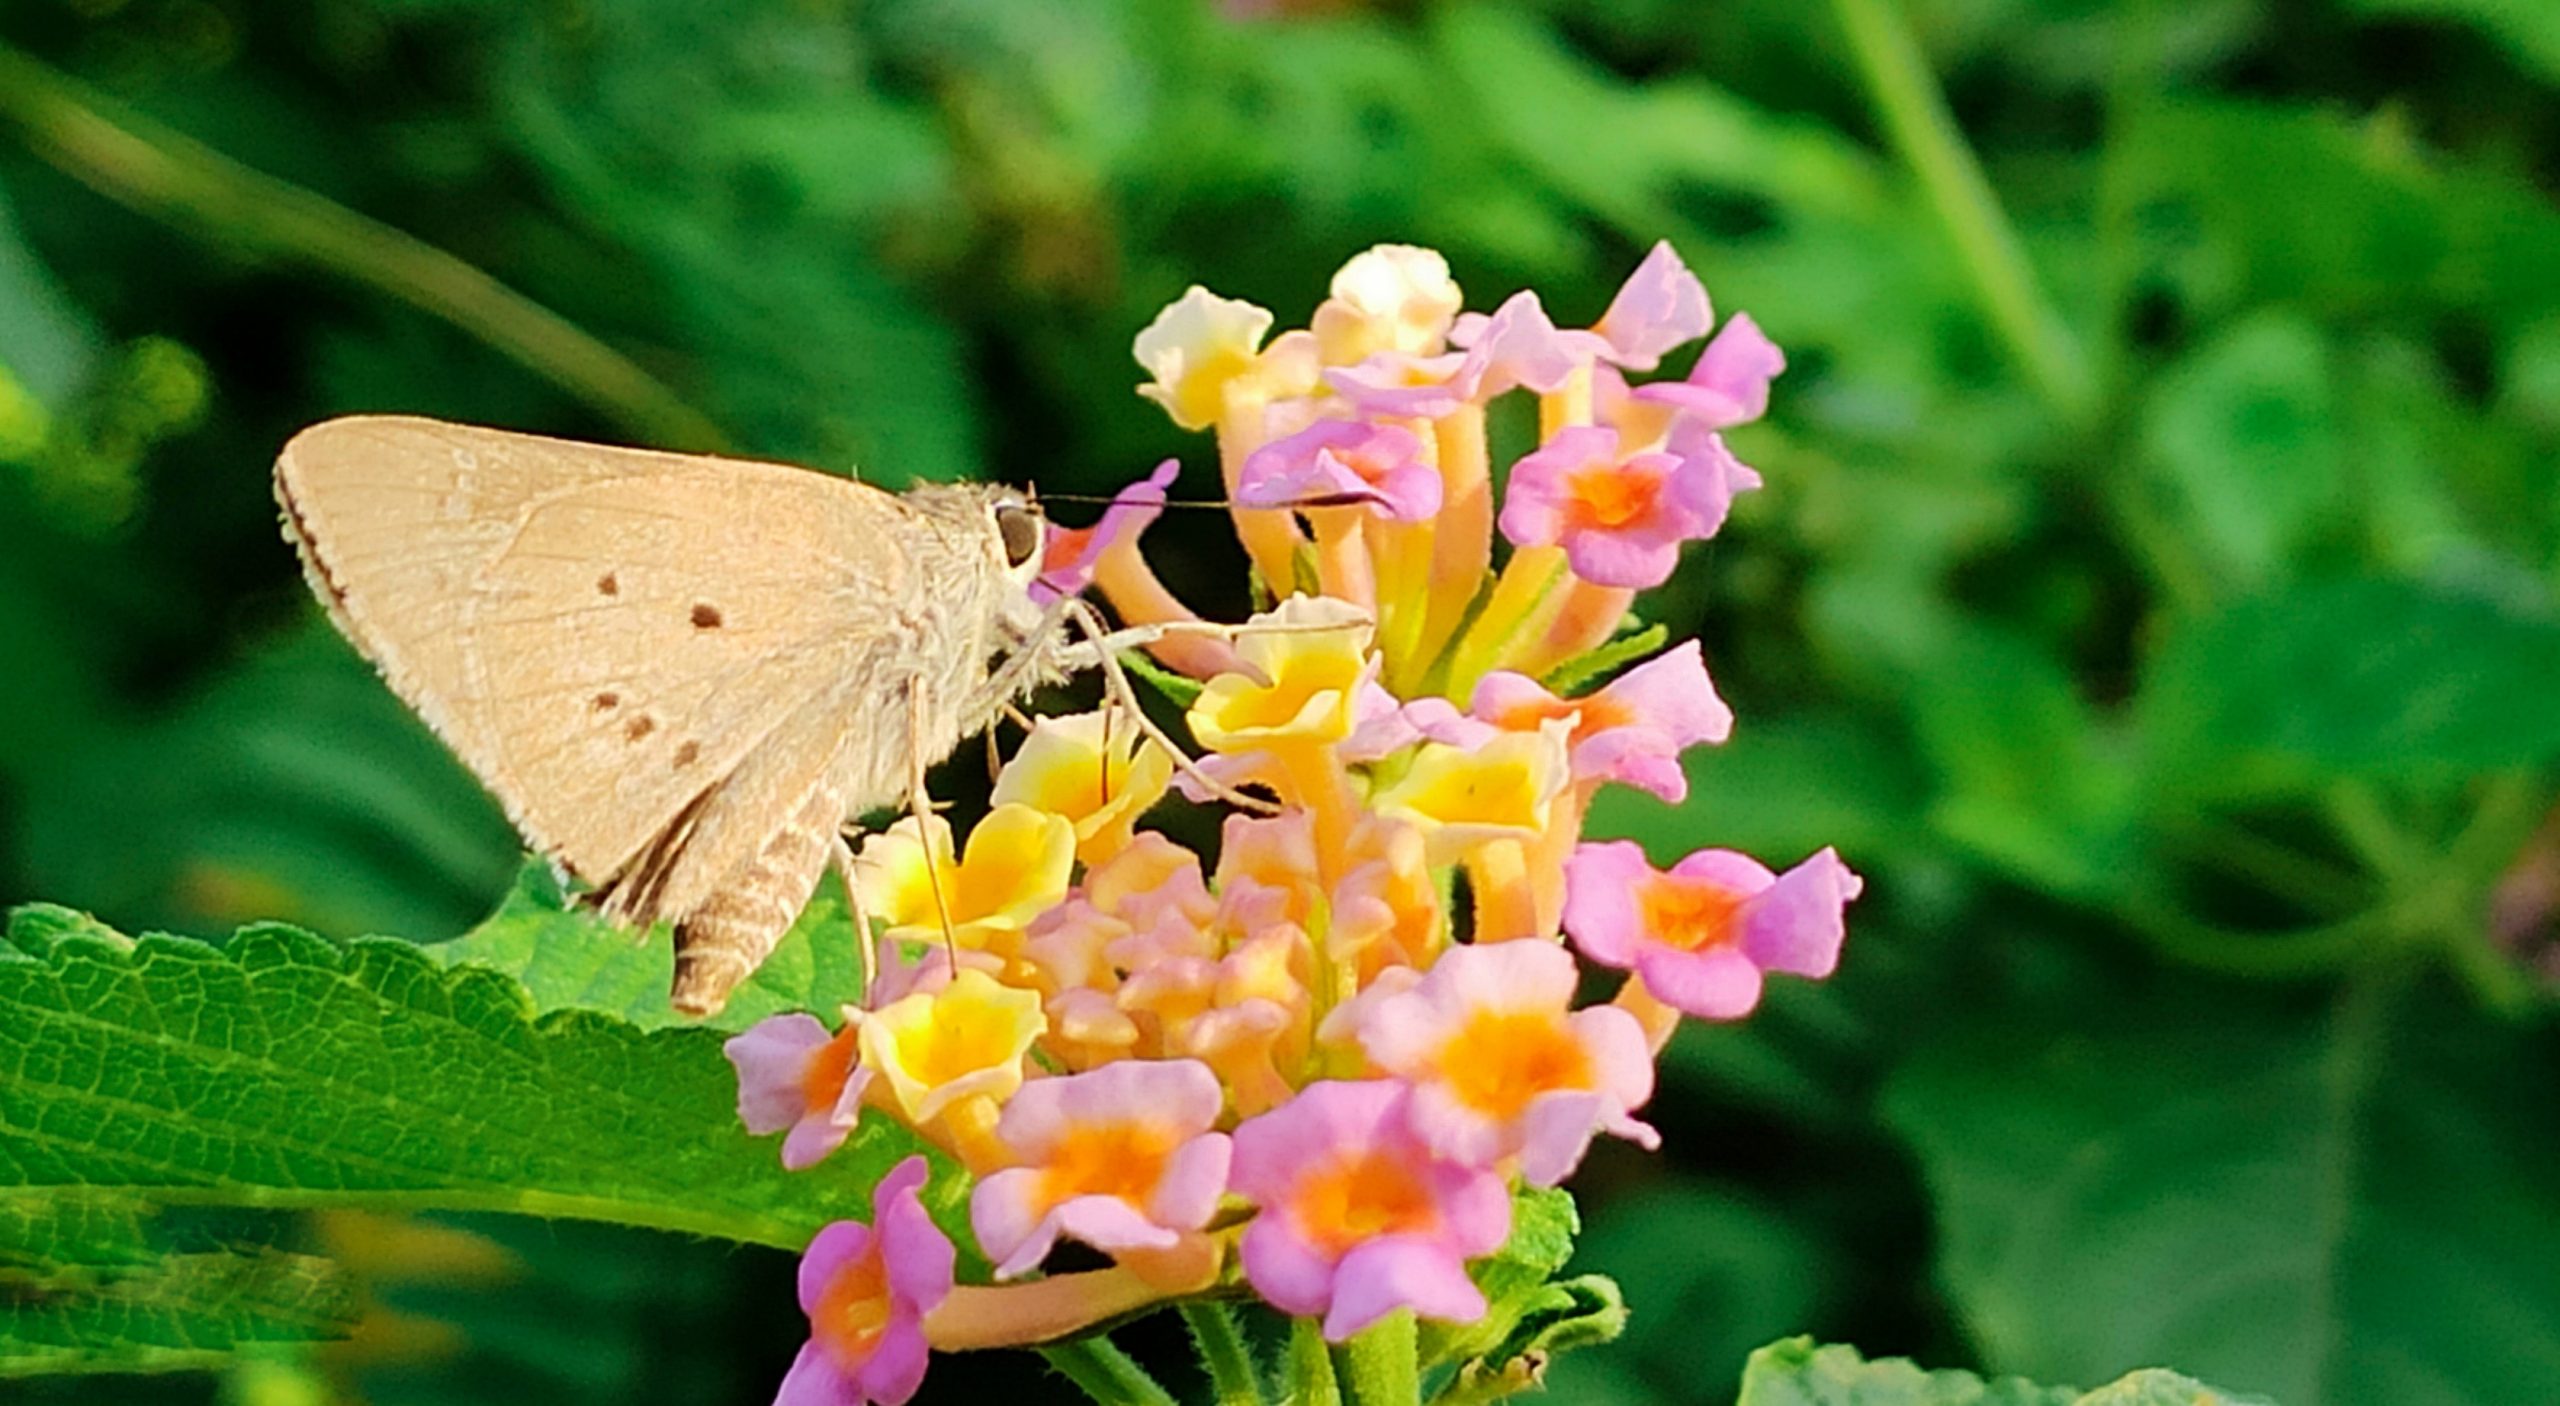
276,415,1074,1015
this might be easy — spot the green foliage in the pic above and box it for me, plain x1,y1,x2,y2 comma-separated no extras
0,1194,356,1376
0,905,913,1252
3,0,2558,1399
437,859,868,1033
1734,1338,2254,1406
1882,975,2560,1404
2136,577,2560,797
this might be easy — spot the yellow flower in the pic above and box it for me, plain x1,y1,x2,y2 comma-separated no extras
858,968,1046,1128
990,710,1174,867
1188,596,1375,753
1134,286,1274,430
1369,723,1571,865
854,805,1076,957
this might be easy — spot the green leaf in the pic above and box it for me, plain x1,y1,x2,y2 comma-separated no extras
1119,648,1207,709
1736,1338,2073,1406
1905,629,2131,901
0,1193,357,1376
1734,1338,2256,1406
1880,975,2560,1403
2136,315,2343,591
1419,1186,1579,1372
0,909,915,1251
2136,577,2560,798
1538,623,1669,697
433,858,867,1032
2119,98,2560,336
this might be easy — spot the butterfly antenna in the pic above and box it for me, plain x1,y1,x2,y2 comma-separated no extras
1041,491,1383,511
903,680,962,961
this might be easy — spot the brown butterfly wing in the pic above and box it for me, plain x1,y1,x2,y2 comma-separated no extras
276,416,922,951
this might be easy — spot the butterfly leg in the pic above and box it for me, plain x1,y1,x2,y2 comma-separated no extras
832,831,879,1004
1060,599,1281,816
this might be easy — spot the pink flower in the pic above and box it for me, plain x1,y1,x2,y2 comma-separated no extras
1322,349,1475,419
1357,941,1657,1186
1499,425,1723,589
1036,459,1180,604
1230,1081,1512,1341
1238,419,1442,521
970,1061,1233,1279
1661,420,1762,542
1632,312,1783,429
1592,241,1712,373
727,1014,870,1171
777,1156,955,1406
1406,641,1733,802
1563,843,1863,1020
1451,290,1613,398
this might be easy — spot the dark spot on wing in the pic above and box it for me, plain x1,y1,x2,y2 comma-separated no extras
597,571,619,597
673,740,700,768
625,715,655,741
592,691,620,712
691,602,724,629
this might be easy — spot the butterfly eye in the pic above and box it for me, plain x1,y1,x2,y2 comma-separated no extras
995,502,1043,569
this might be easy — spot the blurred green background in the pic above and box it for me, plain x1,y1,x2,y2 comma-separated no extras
4,0,2559,1402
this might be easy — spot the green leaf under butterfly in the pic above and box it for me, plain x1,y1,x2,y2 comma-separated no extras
0,906,920,1255
434,858,870,1032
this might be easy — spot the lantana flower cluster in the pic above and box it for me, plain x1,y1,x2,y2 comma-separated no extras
728,242,1861,1405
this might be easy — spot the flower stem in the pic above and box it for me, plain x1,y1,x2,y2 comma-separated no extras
1289,1317,1344,1406
1043,1336,1180,1406
1334,1311,1420,1406
1182,1302,1269,1406
0,41,727,451
1826,0,2096,424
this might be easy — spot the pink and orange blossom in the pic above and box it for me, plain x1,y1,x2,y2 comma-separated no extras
736,239,1855,1406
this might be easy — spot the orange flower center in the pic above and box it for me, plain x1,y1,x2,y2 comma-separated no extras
1041,1122,1178,1207
802,1028,860,1116
1637,876,1744,953
1484,692,1634,744
1564,463,1663,531
1294,1150,1441,1258
813,1251,893,1364
1340,443,1402,485
1435,1009,1592,1119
